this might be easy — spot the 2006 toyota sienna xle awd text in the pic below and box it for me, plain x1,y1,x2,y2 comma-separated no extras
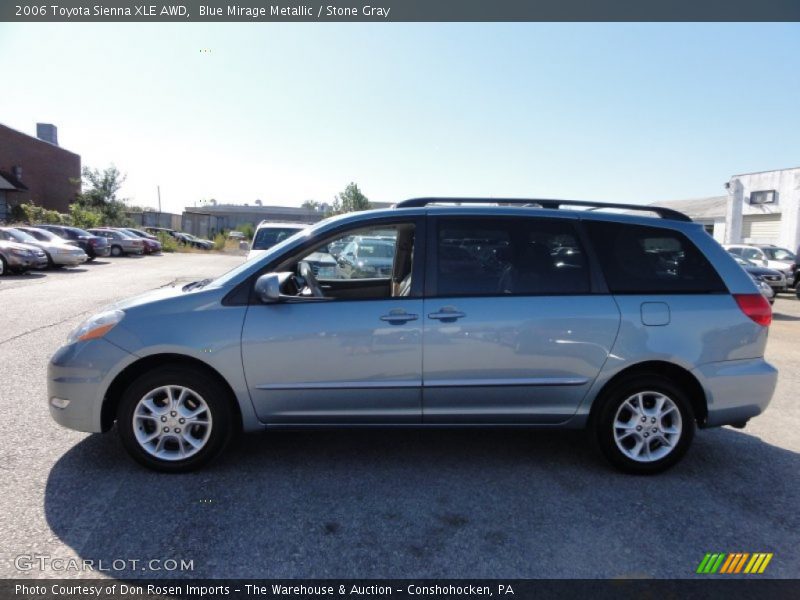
48,198,778,474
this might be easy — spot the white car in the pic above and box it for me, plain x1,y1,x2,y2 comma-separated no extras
0,227,88,267
246,222,307,260
724,244,796,288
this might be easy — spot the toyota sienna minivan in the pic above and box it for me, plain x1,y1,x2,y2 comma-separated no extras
48,198,777,473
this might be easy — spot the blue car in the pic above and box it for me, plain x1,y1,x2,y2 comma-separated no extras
48,198,777,473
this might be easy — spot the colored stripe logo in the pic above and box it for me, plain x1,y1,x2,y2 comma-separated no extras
696,552,773,574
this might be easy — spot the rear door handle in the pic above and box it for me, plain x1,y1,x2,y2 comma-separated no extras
380,309,418,324
428,307,466,321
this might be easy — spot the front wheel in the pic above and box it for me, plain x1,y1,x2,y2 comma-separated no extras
595,374,695,474
117,366,234,472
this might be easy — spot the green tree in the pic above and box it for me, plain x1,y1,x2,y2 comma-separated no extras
302,199,321,211
75,165,133,226
329,182,370,215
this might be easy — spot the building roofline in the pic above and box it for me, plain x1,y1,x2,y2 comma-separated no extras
0,121,80,158
731,165,800,178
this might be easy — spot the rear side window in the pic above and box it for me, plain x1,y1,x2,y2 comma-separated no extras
436,217,590,296
585,221,726,294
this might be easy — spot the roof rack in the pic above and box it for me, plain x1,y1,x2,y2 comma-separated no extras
393,197,692,222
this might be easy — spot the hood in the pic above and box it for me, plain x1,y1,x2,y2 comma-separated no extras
104,279,216,312
0,240,41,252
745,266,784,277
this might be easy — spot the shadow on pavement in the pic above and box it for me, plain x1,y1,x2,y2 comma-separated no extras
44,426,800,579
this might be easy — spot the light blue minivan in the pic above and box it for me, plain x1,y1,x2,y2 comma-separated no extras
48,199,777,473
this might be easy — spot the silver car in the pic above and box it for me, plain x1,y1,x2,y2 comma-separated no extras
88,228,145,256
3,226,88,267
0,239,48,274
48,199,777,474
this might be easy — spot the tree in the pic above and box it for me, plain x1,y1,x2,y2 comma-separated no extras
302,200,321,211
329,182,370,215
75,165,132,226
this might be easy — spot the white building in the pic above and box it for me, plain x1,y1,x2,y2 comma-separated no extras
657,166,800,252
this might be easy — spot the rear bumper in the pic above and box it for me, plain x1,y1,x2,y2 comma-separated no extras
693,358,778,427
89,246,111,257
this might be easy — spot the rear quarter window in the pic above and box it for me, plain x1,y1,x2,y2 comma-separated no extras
585,221,727,294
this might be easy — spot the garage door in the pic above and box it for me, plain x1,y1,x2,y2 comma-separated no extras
742,214,781,244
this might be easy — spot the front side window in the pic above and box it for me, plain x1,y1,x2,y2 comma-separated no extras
585,221,726,294
435,217,590,297
742,248,763,261
276,223,415,300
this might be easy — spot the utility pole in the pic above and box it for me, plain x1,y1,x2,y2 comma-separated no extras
157,185,162,214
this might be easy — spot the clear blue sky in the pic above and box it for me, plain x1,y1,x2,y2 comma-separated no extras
0,23,798,214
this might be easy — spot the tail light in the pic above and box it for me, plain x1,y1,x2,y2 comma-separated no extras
734,293,772,326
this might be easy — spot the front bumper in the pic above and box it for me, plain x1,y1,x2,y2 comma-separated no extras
52,252,88,266
693,358,778,427
5,253,38,269
48,338,135,433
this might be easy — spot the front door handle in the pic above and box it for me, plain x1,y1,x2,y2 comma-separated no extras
380,309,418,324
428,307,466,321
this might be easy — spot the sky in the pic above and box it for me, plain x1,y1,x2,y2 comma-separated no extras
0,22,798,214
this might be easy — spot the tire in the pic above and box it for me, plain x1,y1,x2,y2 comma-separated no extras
594,374,695,474
45,252,55,268
0,255,6,276
117,365,234,472
110,245,123,257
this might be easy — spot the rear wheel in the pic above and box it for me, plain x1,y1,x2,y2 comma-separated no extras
110,245,123,257
117,366,234,472
0,256,6,276
595,374,695,474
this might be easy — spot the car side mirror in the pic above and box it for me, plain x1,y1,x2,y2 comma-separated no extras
254,273,283,303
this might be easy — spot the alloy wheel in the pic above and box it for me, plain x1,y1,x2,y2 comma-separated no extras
613,391,683,463
132,385,213,461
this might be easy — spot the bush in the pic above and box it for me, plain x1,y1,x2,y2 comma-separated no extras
69,204,103,229
213,232,226,251
156,232,178,253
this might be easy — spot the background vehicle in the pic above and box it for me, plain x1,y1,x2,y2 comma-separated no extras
88,228,144,256
247,222,307,260
117,228,162,254
34,224,111,260
725,244,796,289
48,199,777,475
0,239,47,275
730,254,786,293
0,227,87,267
181,233,213,250
335,235,395,278
750,274,775,304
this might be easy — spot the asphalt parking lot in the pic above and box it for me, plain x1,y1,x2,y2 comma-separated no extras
1,254,798,579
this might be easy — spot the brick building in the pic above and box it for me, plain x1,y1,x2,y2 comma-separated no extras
0,122,81,221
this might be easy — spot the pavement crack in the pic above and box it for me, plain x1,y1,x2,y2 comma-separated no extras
0,309,94,347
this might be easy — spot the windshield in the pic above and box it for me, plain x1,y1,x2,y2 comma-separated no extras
6,228,38,243
252,227,304,250
356,242,394,258
763,247,795,261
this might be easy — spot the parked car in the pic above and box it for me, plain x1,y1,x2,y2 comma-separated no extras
725,244,796,289
87,228,145,256
0,227,88,267
117,228,162,254
0,239,48,275
181,233,214,250
334,236,395,278
729,254,787,293
751,274,775,304
34,224,111,260
48,198,776,474
247,222,307,260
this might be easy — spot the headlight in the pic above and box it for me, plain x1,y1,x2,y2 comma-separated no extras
67,310,125,344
